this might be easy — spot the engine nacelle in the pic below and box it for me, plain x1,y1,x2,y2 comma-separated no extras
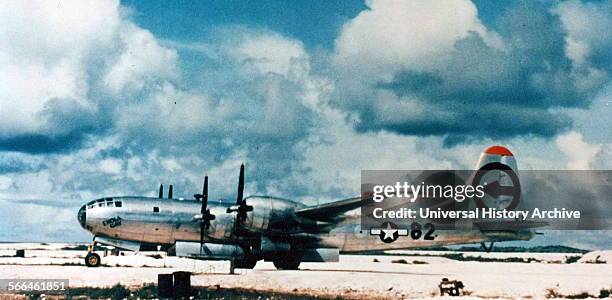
260,236,290,254
237,196,305,234
170,241,244,260
204,196,306,241
302,248,339,262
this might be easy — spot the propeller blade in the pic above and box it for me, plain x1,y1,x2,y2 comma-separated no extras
168,185,173,199
236,164,244,205
200,176,209,249
226,163,252,237
200,219,206,247
201,176,208,214
158,184,164,198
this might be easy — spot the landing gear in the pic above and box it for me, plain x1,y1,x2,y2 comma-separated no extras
234,255,258,269
273,252,301,270
481,242,495,253
85,241,101,267
85,252,101,267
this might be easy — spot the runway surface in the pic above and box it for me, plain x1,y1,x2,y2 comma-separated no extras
0,243,610,299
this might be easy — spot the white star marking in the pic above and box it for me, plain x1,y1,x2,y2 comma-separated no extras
381,223,398,240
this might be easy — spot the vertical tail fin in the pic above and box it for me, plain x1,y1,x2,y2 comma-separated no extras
472,146,522,211
475,145,518,172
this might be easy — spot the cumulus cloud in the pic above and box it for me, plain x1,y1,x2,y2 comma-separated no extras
556,131,612,170
103,23,178,94
0,153,45,174
0,199,88,242
0,0,177,153
105,28,331,197
0,0,610,243
592,144,612,169
556,131,600,169
230,33,310,78
554,0,612,69
331,0,611,144
0,22,328,205
334,0,497,75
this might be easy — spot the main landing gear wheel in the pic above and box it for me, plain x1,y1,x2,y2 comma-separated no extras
234,255,258,269
273,252,301,270
85,252,101,267
235,259,257,269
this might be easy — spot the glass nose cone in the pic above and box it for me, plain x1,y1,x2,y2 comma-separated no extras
77,205,86,229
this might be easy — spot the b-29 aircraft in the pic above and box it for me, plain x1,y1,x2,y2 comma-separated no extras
77,145,538,270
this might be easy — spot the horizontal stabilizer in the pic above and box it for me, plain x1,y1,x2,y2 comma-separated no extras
474,220,548,231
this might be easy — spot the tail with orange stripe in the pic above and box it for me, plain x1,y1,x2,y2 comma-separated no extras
471,145,544,235
473,145,521,211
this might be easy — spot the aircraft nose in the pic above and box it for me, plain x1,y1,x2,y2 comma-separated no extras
77,205,87,229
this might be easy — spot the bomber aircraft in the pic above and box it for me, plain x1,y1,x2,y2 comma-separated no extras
77,145,540,270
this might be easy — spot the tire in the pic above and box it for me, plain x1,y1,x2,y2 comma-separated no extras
85,252,101,267
234,255,258,269
273,252,301,270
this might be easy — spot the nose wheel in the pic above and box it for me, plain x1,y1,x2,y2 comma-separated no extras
85,241,101,267
85,252,101,267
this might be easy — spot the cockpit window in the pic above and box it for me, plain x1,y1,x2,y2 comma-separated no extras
87,200,95,206
98,202,105,207
115,201,122,207
96,199,104,203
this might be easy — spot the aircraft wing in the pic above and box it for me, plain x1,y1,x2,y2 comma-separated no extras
294,197,362,222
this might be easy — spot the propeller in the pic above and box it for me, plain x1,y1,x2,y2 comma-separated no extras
158,184,164,198
226,164,253,234
168,185,173,199
194,176,215,249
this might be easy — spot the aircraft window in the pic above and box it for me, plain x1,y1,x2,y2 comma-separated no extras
96,199,104,203
98,203,105,207
107,202,114,207
87,200,95,206
153,206,159,213
105,197,113,201
115,201,122,207
87,205,94,209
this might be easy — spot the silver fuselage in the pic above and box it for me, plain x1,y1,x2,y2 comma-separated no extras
78,196,304,244
77,196,532,252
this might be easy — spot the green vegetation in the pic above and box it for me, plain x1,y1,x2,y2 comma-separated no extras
438,253,541,263
415,245,589,253
545,287,612,299
390,259,429,264
360,251,561,263
564,255,581,264
66,284,130,299
61,284,346,300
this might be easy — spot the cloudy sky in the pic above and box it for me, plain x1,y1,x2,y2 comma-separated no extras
0,0,610,247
